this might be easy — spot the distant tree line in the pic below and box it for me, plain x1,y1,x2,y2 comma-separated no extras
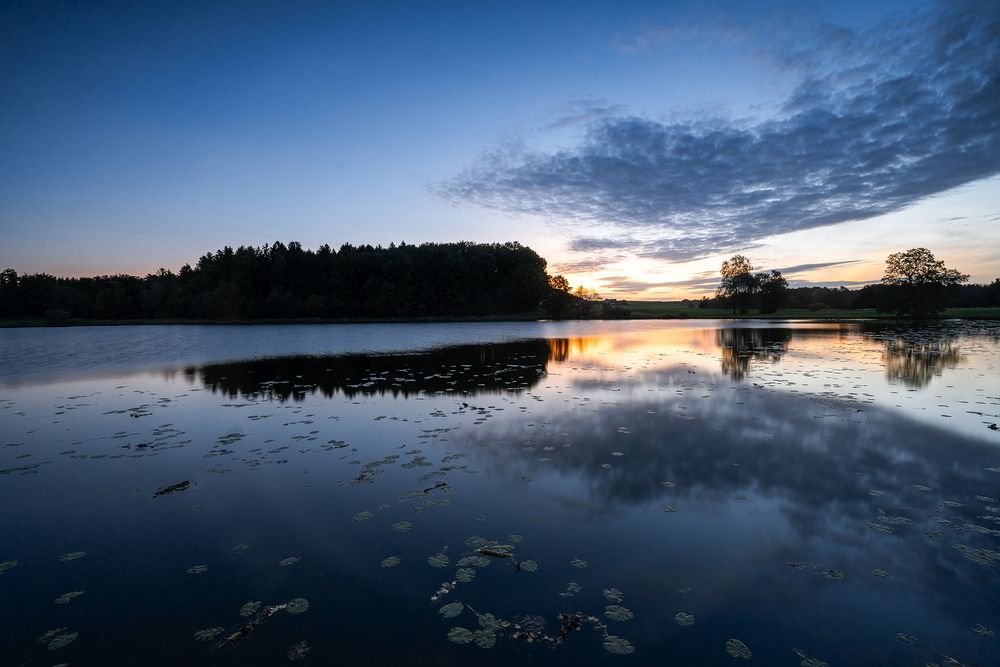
705,248,999,316
0,241,585,321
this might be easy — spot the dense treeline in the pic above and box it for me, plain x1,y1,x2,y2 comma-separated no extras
0,241,559,321
699,281,1000,311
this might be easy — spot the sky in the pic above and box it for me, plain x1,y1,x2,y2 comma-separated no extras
1,0,998,298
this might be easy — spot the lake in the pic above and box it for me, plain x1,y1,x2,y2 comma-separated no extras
1,320,998,666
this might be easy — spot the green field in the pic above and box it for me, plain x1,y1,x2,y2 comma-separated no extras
623,302,1000,320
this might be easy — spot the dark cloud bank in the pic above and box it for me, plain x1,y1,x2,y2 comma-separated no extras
440,2,999,261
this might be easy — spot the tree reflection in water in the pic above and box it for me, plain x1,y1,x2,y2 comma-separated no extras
879,336,963,388
715,328,792,379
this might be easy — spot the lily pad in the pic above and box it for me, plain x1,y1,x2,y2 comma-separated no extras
447,627,474,644
232,544,250,553
971,623,994,637
57,551,87,562
872,569,890,578
674,612,695,626
603,587,624,602
286,597,310,614
0,560,17,573
278,556,301,567
726,638,752,659
38,628,78,651
455,567,476,582
603,635,635,655
465,536,490,548
193,626,224,642
428,553,450,568
239,601,262,617
605,605,634,622
381,556,401,568
570,558,588,569
439,602,464,619
352,511,374,522
54,590,85,605
520,560,538,572
186,564,208,574
392,521,412,532
473,629,496,649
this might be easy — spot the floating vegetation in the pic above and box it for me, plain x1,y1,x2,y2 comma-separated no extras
560,582,582,597
217,603,287,649
895,633,917,643
971,623,994,637
278,556,301,567
867,521,894,534
520,560,538,572
287,640,311,662
286,597,309,614
57,551,87,562
186,564,208,574
603,587,624,603
391,521,412,532
474,628,497,649
508,534,524,543
430,580,457,603
603,635,635,655
872,569,890,578
953,544,1000,566
428,553,450,568
605,605,634,622
153,480,191,497
663,506,677,513
457,555,491,568
239,601,262,617
381,556,401,568
38,628,78,651
440,602,464,619
193,627,224,642
793,648,829,667
352,510,374,522
465,535,491,548
233,544,250,553
0,559,16,573
726,638,752,659
447,627,474,644
570,558,588,569
455,567,475,582
54,590,85,605
819,569,847,580
674,612,695,626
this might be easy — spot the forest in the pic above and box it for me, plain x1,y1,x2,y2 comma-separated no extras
0,241,560,321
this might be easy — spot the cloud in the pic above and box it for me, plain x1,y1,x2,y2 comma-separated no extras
440,2,1000,261
771,260,863,275
543,100,628,131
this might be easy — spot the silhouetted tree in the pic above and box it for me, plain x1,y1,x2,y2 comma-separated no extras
717,255,758,314
755,270,788,313
880,248,968,318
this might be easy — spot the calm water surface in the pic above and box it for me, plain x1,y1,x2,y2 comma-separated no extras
1,320,998,666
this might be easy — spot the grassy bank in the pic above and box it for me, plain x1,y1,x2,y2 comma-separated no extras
624,302,1000,320
3,305,998,328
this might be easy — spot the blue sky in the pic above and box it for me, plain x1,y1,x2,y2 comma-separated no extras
2,0,998,297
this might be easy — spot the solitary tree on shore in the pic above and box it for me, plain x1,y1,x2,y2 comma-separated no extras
717,255,758,314
881,248,968,318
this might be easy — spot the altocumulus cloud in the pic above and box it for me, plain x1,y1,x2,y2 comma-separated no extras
439,1,999,261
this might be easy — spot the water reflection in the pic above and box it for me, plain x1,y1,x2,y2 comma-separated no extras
715,328,792,379
877,335,964,388
186,340,555,400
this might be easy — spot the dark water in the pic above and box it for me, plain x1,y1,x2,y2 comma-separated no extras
1,321,998,666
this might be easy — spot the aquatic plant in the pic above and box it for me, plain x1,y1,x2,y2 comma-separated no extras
286,597,309,614
381,556,401,568
726,638,752,659
674,612,695,626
